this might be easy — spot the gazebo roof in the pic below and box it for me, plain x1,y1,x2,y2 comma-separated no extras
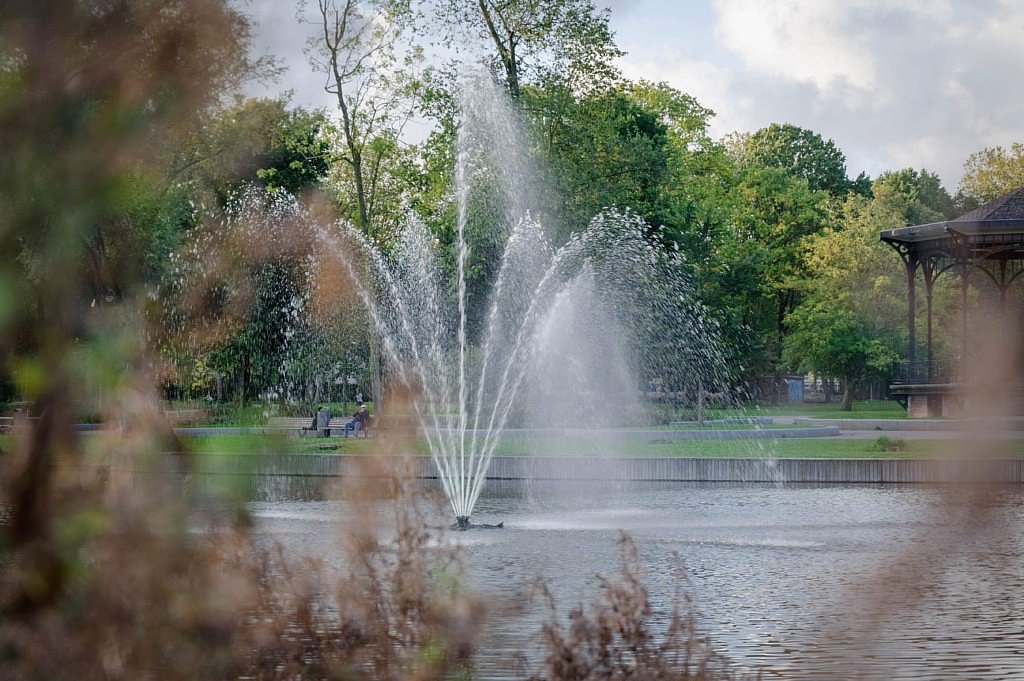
880,185,1024,245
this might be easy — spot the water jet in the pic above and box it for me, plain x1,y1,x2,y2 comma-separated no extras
320,72,724,526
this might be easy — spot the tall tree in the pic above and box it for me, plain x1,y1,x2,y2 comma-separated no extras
544,86,672,238
874,167,955,222
783,182,961,410
428,0,621,99
959,142,1024,204
305,0,417,411
305,0,414,242
731,123,857,197
707,165,832,395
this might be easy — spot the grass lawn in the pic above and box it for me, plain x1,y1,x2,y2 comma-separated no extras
175,433,1024,459
706,399,910,420
7,425,1018,460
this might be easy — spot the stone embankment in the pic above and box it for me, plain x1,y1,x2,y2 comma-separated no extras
175,453,1023,483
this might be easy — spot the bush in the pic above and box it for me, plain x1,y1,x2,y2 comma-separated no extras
868,435,907,452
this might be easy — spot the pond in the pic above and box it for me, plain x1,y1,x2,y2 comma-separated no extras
247,479,1024,679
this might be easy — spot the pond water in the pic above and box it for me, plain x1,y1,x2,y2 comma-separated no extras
247,480,1024,679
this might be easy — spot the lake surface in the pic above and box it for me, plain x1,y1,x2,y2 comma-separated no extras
247,479,1024,679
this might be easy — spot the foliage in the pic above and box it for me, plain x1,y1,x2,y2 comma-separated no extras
868,435,907,452
730,123,858,197
783,299,896,410
193,97,332,198
305,0,417,243
781,180,963,409
874,168,956,222
540,86,673,239
959,142,1024,204
705,164,832,384
426,0,622,99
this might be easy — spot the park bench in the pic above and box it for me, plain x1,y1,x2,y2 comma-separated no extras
266,415,373,437
328,416,373,438
266,417,320,435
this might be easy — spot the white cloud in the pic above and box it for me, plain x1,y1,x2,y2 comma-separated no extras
622,0,1024,188
713,0,879,95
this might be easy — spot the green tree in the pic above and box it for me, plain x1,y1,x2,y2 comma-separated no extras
874,167,955,222
959,142,1024,204
178,97,332,201
306,0,415,242
711,165,832,391
783,300,895,410
428,0,621,99
783,182,964,410
543,87,672,239
731,123,856,197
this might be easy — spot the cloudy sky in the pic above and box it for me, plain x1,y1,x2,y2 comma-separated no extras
246,0,1024,189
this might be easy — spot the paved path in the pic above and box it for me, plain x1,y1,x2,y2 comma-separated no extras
781,415,1024,440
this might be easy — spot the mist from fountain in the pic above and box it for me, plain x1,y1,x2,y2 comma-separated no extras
326,74,725,524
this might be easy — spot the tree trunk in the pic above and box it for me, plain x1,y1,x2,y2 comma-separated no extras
840,377,855,411
369,331,382,417
696,377,705,426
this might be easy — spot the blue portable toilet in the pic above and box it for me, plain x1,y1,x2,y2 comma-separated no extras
786,377,804,404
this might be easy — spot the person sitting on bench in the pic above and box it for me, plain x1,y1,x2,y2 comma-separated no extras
343,403,370,437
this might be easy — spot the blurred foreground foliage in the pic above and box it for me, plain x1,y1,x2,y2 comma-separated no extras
0,3,742,680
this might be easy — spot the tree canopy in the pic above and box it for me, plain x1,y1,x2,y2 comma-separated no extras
959,143,1024,204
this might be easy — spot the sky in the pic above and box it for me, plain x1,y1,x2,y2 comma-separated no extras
245,0,1024,190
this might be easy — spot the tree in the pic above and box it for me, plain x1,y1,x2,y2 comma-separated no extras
783,182,962,410
731,123,855,197
874,168,955,222
713,165,832,392
959,143,1024,204
176,97,332,204
427,0,621,100
305,0,414,242
543,87,672,238
783,300,894,411
305,0,418,411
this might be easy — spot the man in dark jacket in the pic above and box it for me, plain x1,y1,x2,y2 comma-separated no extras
343,403,370,437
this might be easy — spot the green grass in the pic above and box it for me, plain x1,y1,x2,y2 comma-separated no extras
8,424,1019,460
181,434,384,455
174,433,1024,459
705,400,909,420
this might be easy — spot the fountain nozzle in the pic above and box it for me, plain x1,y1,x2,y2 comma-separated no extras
455,516,471,531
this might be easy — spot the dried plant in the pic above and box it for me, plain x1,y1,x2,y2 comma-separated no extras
236,456,487,680
529,534,746,681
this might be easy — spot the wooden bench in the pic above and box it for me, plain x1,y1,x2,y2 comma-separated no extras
266,417,319,435
328,416,373,438
266,415,373,437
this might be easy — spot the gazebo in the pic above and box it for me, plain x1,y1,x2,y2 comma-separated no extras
880,185,1024,417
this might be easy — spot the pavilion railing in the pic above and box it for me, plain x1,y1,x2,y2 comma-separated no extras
890,360,959,385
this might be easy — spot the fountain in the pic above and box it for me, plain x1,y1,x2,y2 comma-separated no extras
323,74,725,528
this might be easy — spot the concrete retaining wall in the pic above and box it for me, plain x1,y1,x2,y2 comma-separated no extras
180,454,1024,483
